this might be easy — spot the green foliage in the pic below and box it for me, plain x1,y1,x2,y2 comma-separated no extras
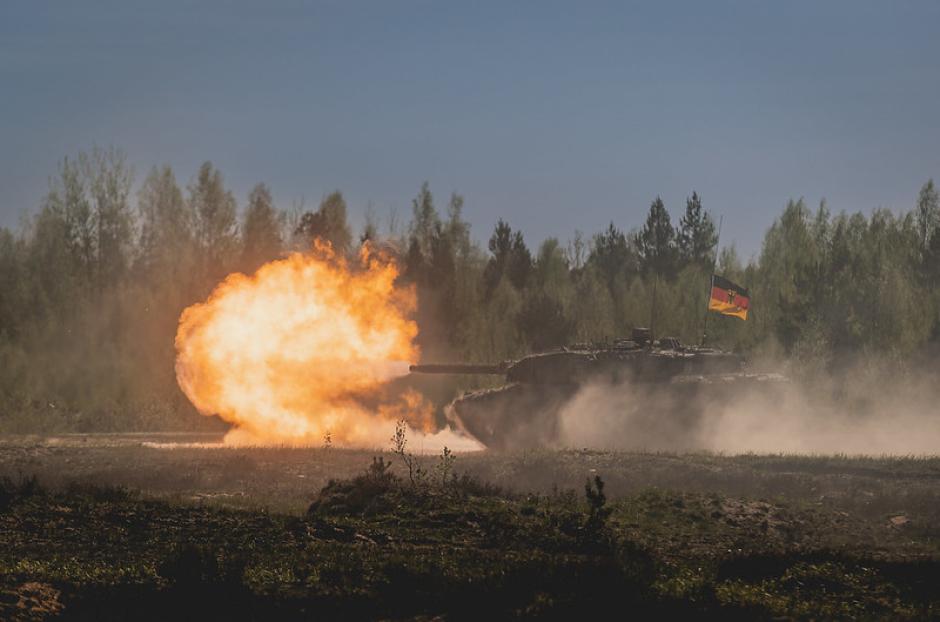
588,222,637,289
916,178,938,252
241,182,282,272
189,161,239,280
636,196,679,278
0,152,259,433
308,456,400,516
518,290,575,350
0,474,42,513
158,542,248,590
678,192,718,268
436,446,455,488
137,165,190,279
294,190,352,254
390,419,425,488
583,475,612,537
484,219,532,293
408,181,440,261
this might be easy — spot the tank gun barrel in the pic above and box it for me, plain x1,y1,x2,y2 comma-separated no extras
409,363,506,375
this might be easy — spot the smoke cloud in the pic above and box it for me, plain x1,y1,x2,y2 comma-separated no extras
553,359,940,455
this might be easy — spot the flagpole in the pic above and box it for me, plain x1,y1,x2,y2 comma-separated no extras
701,214,723,347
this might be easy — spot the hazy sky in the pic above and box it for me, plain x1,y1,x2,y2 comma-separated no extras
2,1,938,259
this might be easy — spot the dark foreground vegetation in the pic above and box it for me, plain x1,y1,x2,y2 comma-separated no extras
1,148,939,433
1,440,940,620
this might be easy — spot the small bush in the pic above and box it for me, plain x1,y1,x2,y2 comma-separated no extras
584,476,612,529
157,543,247,589
580,476,613,549
308,457,402,516
64,481,134,503
0,475,45,511
450,473,507,499
391,420,425,488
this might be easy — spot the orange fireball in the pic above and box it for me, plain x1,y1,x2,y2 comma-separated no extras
174,245,430,447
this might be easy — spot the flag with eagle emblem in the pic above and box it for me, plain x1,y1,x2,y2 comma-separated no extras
709,274,750,320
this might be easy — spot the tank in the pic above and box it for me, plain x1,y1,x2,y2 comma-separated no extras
409,328,787,450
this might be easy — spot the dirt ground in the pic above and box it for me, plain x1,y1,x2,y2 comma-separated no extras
2,434,940,619
3,433,940,516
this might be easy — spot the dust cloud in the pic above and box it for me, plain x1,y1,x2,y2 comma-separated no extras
555,363,940,455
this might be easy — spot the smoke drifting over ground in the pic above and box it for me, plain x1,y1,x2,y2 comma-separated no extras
554,363,940,455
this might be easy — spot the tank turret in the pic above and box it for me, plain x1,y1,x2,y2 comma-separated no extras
410,335,745,385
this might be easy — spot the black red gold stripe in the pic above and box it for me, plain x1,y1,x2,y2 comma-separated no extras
709,275,750,320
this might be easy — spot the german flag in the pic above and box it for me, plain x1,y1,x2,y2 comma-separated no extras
709,275,750,320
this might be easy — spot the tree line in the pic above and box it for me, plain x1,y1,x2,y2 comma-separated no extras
0,147,938,431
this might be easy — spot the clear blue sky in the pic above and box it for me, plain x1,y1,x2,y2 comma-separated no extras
2,1,938,259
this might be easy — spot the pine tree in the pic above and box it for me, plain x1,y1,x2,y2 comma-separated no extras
188,161,238,280
677,192,717,269
294,191,352,256
360,201,379,245
916,179,939,253
137,165,190,278
58,154,98,286
83,147,134,289
444,192,471,258
409,181,440,260
484,220,532,294
588,222,637,288
636,196,678,278
241,182,282,271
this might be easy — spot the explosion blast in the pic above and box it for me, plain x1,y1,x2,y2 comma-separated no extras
174,245,466,448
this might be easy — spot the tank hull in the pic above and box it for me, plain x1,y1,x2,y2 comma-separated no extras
447,372,789,450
